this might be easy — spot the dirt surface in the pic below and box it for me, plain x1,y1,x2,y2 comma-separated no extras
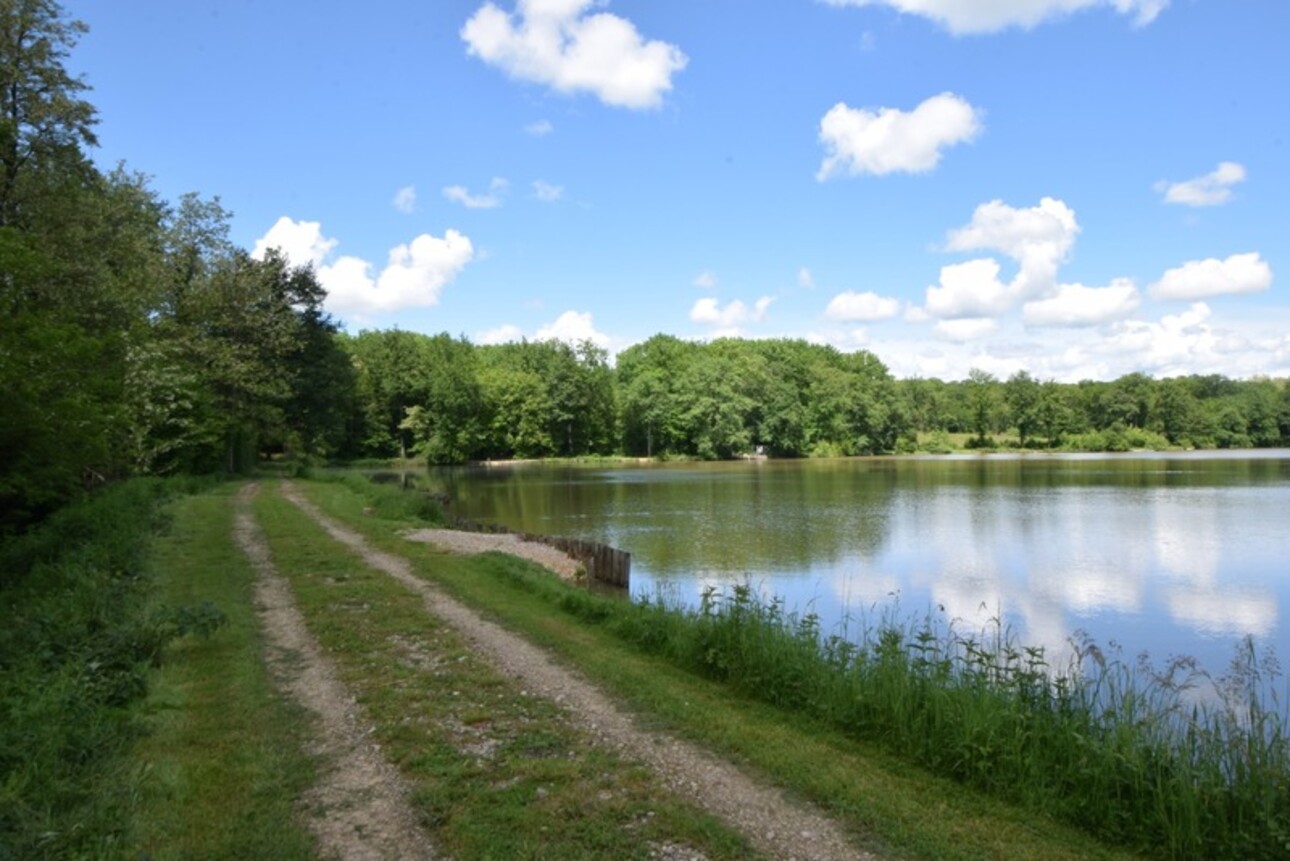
281,481,876,861
235,484,438,861
402,527,582,581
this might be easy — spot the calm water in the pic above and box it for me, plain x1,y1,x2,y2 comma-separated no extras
424,452,1290,679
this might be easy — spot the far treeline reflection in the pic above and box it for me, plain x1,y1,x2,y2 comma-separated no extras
421,454,1290,684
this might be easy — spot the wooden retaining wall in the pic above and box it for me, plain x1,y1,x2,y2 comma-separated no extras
451,519,630,589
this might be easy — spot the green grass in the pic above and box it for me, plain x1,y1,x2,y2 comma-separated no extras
126,485,316,860
251,484,758,860
0,478,181,860
293,476,1149,861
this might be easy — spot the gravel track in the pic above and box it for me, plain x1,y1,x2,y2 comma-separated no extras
280,481,875,861
401,527,582,580
235,483,438,861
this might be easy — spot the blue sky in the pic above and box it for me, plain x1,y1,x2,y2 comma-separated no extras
67,0,1288,381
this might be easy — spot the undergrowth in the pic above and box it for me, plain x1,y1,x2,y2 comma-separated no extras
0,477,222,860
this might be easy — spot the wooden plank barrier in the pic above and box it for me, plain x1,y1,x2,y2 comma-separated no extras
451,518,630,589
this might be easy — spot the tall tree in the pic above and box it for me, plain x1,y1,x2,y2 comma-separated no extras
964,368,1001,444
0,0,97,228
1004,370,1042,447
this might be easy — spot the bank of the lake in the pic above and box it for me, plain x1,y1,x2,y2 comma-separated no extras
5,475,1287,859
420,449,1290,697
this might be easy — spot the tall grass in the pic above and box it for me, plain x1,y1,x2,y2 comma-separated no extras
311,470,446,523
0,476,219,860
477,563,1289,860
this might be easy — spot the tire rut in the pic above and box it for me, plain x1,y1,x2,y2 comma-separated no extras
279,481,876,861
235,482,439,861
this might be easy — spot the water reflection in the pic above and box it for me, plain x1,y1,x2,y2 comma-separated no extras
426,452,1290,676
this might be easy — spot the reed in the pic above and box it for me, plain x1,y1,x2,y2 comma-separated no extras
489,569,1289,860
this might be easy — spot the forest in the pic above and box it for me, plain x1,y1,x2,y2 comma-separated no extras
5,0,1290,537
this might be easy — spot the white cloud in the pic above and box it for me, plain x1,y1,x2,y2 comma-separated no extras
797,267,815,289
692,270,718,290
525,118,554,136
532,179,564,202
1022,279,1141,327
1149,252,1273,301
362,231,475,313
1094,303,1220,374
253,217,474,320
807,327,871,350
924,258,1012,318
535,310,610,348
461,0,687,109
689,296,774,328
477,323,525,345
443,177,509,209
935,317,998,342
393,185,417,214
817,92,981,180
824,290,901,322
1156,161,1246,207
945,196,1079,299
819,0,1168,35
252,216,336,267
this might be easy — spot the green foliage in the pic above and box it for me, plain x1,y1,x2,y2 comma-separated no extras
0,477,220,859
0,0,98,229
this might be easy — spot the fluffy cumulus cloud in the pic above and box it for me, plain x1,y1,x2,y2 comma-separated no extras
797,267,815,289
924,258,1012,319
252,217,474,320
1097,303,1219,373
475,312,610,348
252,216,337,267
689,296,774,330
945,196,1079,297
1156,161,1246,207
476,323,525,345
1148,252,1273,301
819,0,1168,35
824,290,901,322
1022,279,1141,327
461,0,687,109
817,92,981,180
393,185,417,214
535,310,610,348
443,177,509,209
904,195,1179,355
370,233,476,311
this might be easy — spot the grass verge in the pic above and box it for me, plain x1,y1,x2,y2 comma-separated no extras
292,476,1150,861
1,478,184,859
251,483,758,861
126,484,316,859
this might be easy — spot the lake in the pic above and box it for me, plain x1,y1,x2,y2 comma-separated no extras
422,452,1290,682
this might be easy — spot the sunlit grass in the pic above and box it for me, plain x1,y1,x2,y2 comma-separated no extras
295,476,1148,860
127,487,316,859
251,486,758,861
600,583,1289,860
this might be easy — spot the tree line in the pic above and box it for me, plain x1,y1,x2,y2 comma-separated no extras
4,0,1290,536
335,332,1290,463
